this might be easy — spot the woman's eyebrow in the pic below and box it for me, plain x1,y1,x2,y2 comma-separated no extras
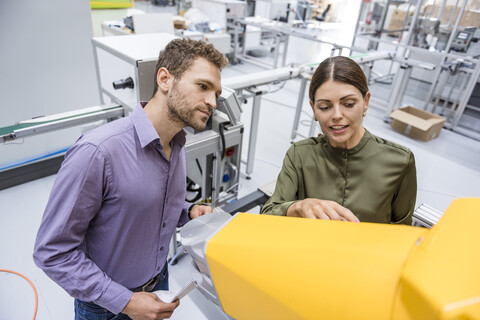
315,94,357,103
340,94,356,100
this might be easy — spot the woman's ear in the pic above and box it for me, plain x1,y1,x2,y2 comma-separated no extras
310,100,318,121
363,91,371,113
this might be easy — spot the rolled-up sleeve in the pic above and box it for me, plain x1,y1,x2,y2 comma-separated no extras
33,142,131,314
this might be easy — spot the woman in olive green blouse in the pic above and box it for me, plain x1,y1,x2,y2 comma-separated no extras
261,56,417,224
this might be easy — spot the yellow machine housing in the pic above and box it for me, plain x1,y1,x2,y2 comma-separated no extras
204,198,480,320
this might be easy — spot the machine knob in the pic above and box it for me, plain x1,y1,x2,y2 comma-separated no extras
113,77,134,90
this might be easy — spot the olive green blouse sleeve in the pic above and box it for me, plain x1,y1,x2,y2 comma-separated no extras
260,145,299,216
391,151,417,225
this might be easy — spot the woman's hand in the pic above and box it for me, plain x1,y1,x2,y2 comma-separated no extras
286,198,359,222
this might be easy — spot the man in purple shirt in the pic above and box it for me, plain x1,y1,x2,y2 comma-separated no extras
33,38,228,319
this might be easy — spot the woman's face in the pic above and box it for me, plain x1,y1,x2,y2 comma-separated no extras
310,80,370,149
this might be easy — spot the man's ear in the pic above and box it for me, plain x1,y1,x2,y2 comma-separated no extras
156,67,173,93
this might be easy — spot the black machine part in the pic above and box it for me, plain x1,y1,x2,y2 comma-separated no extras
113,77,134,90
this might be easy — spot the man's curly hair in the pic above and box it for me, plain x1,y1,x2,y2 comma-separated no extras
152,38,229,97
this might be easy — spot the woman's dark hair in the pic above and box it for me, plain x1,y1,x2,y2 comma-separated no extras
309,56,369,102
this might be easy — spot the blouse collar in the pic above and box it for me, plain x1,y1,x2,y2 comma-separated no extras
325,129,371,155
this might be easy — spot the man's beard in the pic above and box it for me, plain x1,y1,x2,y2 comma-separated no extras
167,84,211,131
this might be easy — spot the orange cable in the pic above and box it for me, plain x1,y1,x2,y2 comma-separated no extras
0,269,38,320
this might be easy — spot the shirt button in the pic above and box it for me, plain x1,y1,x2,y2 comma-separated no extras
157,267,161,271
162,222,166,228
160,246,164,251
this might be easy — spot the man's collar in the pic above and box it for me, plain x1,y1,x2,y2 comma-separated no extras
131,102,186,149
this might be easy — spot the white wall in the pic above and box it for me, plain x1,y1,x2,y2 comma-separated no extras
0,0,100,169
328,0,362,25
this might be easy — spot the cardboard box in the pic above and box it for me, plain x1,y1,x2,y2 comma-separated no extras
424,4,480,28
387,8,410,37
389,106,446,142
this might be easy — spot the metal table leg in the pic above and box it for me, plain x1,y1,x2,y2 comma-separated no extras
245,89,262,176
273,34,281,69
281,34,289,67
168,229,181,265
291,76,309,141
308,116,317,137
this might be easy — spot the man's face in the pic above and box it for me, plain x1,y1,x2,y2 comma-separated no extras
167,57,222,131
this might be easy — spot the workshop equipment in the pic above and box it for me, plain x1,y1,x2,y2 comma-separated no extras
180,198,480,319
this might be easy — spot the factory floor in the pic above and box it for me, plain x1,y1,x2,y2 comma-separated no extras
2,6,480,320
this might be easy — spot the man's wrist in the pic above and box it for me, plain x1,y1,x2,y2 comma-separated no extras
187,203,195,220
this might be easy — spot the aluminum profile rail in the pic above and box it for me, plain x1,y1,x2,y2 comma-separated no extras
413,203,444,228
1,104,124,142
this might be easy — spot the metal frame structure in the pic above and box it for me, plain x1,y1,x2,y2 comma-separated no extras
352,0,480,140
0,105,124,143
185,120,244,207
222,66,302,175
230,17,362,69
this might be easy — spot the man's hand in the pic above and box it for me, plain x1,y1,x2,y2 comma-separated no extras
122,292,180,320
286,198,360,222
189,204,213,219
